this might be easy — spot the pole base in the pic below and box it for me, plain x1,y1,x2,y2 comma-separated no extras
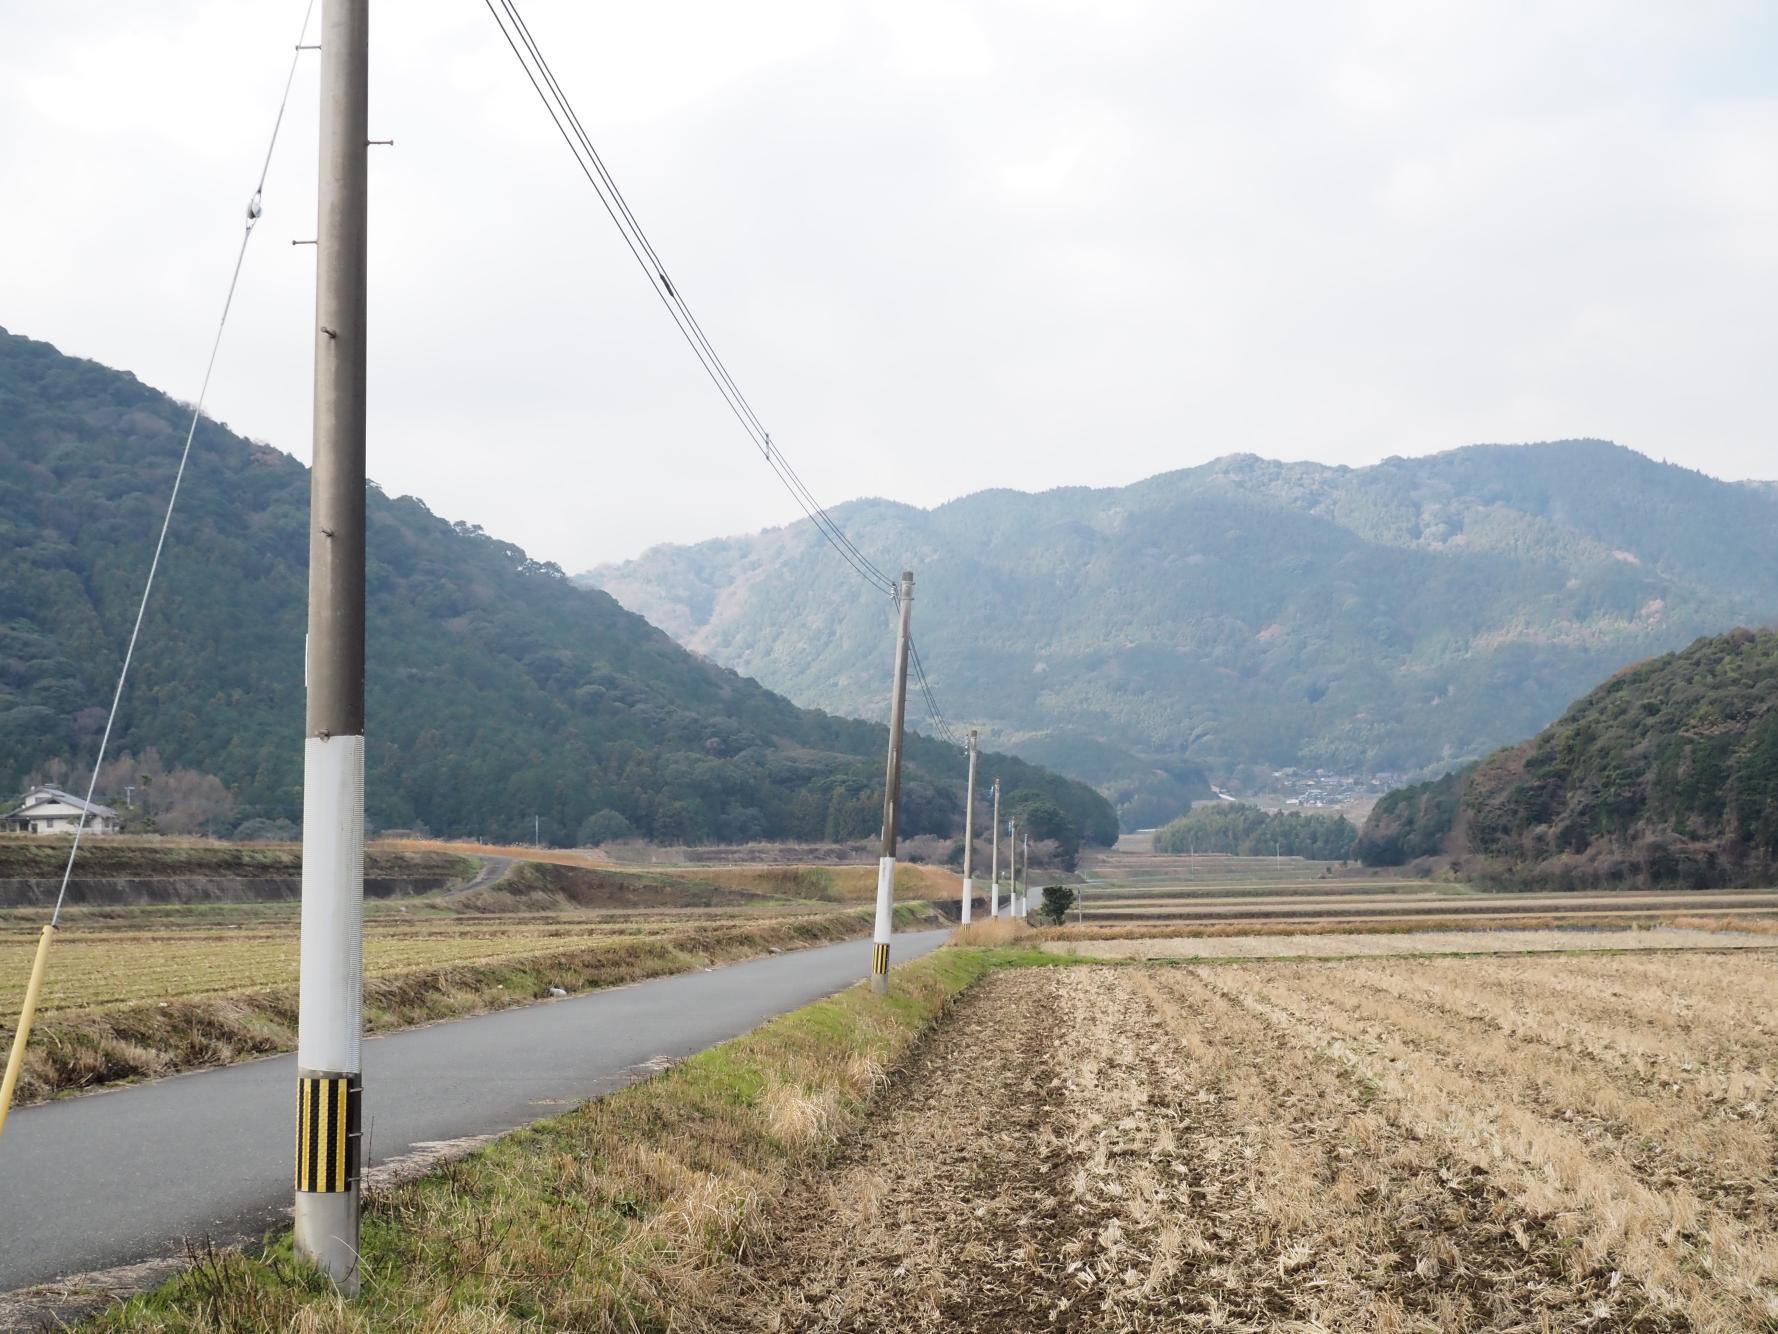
871,974,888,996
294,1188,361,1294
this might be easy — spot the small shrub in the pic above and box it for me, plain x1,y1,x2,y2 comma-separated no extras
1039,884,1077,925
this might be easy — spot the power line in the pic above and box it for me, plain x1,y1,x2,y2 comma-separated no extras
481,1,978,760
481,0,897,597
491,1,898,596
908,633,961,748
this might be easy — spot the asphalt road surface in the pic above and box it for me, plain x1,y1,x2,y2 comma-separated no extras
0,927,950,1293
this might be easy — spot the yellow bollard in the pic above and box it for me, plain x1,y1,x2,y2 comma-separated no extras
0,924,55,1139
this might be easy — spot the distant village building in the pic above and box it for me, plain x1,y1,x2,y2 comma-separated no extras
2,786,121,836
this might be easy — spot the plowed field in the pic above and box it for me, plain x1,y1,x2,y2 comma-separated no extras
709,955,1777,1331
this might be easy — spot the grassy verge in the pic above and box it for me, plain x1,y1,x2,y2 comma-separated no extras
91,945,997,1332
8,903,941,1106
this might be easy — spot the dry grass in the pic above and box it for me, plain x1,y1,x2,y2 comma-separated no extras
372,838,616,870
652,862,959,904
944,916,1031,948
1040,923,1778,959
717,954,1776,1330
0,836,474,883
1034,907,1778,944
1068,849,1778,938
0,921,667,1019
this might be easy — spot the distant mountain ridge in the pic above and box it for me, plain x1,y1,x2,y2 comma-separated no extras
0,328,1114,846
585,442,1778,826
1355,627,1778,888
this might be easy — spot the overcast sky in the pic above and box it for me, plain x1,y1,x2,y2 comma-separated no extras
4,1,1774,570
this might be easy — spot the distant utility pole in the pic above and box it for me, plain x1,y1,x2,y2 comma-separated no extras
871,570,914,994
989,778,1001,918
535,814,541,847
960,730,978,925
294,0,369,1292
1021,830,1030,918
1007,817,1017,918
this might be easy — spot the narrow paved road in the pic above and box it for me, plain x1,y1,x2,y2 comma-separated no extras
0,927,950,1293
438,853,515,900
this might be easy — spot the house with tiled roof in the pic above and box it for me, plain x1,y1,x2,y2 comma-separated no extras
3,785,121,835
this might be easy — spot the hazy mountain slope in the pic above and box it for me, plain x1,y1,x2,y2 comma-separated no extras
1356,627,1778,888
0,328,1114,845
586,443,1778,822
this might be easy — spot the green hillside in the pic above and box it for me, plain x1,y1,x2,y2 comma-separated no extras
587,445,1778,825
0,328,1114,847
1355,628,1778,888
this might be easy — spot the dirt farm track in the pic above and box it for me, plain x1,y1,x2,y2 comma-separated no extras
705,955,1777,1332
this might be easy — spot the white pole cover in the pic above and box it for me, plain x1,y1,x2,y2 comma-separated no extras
873,855,896,944
298,735,364,1072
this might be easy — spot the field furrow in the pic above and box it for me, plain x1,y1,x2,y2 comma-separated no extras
1199,960,1778,1328
1267,962,1775,1221
709,964,1720,1332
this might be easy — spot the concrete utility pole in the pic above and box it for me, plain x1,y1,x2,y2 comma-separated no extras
1011,824,1020,918
1021,830,1030,918
294,0,368,1292
871,571,914,994
989,778,1001,918
960,730,978,925
1007,817,1017,918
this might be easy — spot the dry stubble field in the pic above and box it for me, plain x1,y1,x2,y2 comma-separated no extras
711,951,1777,1332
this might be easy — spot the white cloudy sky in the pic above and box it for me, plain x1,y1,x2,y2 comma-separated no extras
3,1,1774,569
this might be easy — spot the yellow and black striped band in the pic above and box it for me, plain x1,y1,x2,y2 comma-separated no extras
871,943,890,975
295,1073,361,1193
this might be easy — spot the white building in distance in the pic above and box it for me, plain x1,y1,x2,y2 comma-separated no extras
3,785,121,836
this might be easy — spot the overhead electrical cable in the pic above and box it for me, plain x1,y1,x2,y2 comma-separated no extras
909,634,961,747
481,0,897,597
482,0,979,755
495,0,897,596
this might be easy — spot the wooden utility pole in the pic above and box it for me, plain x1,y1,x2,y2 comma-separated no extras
871,571,914,993
294,0,369,1291
989,777,1001,918
960,730,978,925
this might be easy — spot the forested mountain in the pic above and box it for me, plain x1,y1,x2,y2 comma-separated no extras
587,444,1778,826
0,328,1114,846
1355,628,1778,888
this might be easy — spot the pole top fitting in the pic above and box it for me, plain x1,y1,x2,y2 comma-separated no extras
901,569,914,583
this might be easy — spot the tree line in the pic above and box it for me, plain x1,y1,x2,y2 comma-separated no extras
1154,802,1357,860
